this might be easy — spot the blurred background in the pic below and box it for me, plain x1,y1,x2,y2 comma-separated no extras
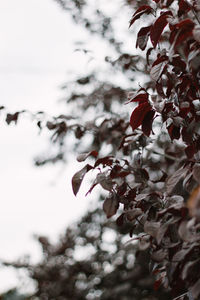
0,0,94,292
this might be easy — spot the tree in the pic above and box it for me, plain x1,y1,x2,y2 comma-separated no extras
3,0,200,299
2,208,170,300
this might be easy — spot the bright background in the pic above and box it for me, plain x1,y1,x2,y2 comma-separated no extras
0,0,93,292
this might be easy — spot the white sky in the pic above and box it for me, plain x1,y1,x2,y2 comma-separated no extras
0,0,94,293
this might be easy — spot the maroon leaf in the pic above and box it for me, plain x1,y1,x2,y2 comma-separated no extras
154,278,163,291
171,55,186,72
170,19,195,47
77,150,98,162
178,0,191,17
130,102,151,132
185,144,196,159
116,213,125,226
6,112,19,125
136,26,152,50
72,164,93,196
146,47,154,65
103,195,119,218
129,5,153,28
94,156,114,168
156,81,166,97
117,182,127,196
142,109,155,136
167,124,180,140
150,11,173,48
85,182,98,196
128,92,149,104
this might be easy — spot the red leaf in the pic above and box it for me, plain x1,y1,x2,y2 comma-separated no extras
117,182,127,196
94,156,114,168
116,213,125,226
185,144,196,159
130,102,151,131
142,109,155,136
72,164,93,196
128,93,149,104
6,112,19,125
77,150,98,162
171,55,186,72
154,278,163,291
150,11,173,48
136,26,152,50
178,0,191,17
170,19,195,47
146,47,154,65
85,182,98,196
103,195,119,218
167,124,180,140
129,5,153,28
156,81,166,97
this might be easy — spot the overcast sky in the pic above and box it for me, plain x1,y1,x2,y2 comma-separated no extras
0,0,94,293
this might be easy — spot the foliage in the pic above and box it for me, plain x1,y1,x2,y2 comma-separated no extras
3,0,200,299
2,208,170,300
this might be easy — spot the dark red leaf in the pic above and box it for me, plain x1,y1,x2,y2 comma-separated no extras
171,55,186,72
77,150,98,162
154,278,163,291
116,213,125,226
129,5,153,28
128,93,149,104
146,47,154,65
167,124,180,140
103,195,119,218
170,19,195,47
178,0,191,17
150,11,173,48
136,25,152,50
156,81,166,97
130,102,151,131
85,182,98,196
185,144,196,159
94,156,114,168
117,182,127,196
72,164,93,196
142,109,155,136
6,112,19,125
